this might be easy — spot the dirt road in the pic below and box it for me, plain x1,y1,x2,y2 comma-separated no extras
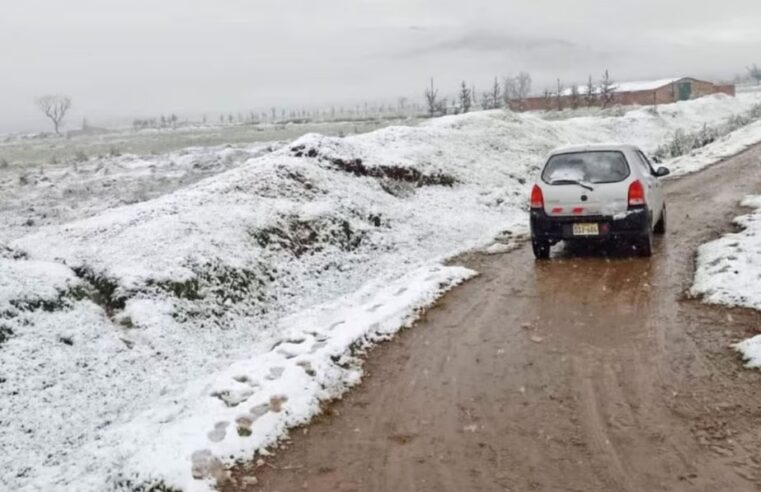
228,146,761,492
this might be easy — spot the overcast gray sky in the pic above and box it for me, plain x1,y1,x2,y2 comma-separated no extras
2,0,760,132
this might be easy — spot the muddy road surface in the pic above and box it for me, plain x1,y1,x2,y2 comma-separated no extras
228,146,761,492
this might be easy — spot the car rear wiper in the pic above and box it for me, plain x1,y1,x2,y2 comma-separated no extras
548,179,594,191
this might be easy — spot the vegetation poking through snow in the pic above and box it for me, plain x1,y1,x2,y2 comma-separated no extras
0,263,89,316
71,266,126,312
0,245,26,260
0,326,13,345
327,156,457,187
290,142,457,188
655,103,761,160
7,287,89,313
185,260,269,306
253,215,365,257
111,478,183,492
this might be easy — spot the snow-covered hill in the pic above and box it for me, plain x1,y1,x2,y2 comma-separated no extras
3,93,761,491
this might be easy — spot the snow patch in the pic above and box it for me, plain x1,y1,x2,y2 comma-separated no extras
692,195,761,368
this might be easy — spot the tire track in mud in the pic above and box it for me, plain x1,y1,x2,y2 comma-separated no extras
227,145,761,492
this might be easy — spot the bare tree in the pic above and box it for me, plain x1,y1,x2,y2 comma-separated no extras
543,89,553,111
556,79,564,111
585,75,596,107
748,64,761,85
36,95,71,136
490,77,502,109
424,78,439,117
397,97,408,113
570,85,581,110
502,72,531,111
503,75,517,108
435,97,448,116
515,72,532,110
458,81,472,113
600,69,616,108
481,91,494,110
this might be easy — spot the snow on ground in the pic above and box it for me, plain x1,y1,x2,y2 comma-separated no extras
0,141,281,243
666,119,761,176
692,195,761,368
3,93,761,491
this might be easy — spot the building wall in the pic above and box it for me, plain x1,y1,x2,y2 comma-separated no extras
689,79,720,98
615,88,673,106
515,78,735,112
715,84,736,96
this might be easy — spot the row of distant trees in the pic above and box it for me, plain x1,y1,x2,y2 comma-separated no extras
132,114,181,130
543,70,617,111
31,65,761,135
424,70,621,116
423,64,761,117
424,72,533,117
31,96,431,136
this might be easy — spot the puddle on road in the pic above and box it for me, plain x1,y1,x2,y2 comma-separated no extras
527,240,665,349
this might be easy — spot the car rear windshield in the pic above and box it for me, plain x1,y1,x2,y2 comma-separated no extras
542,151,630,184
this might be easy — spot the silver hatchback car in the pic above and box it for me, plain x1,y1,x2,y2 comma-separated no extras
529,143,670,259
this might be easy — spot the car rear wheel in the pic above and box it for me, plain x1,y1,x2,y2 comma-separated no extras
532,239,551,260
654,204,667,235
636,227,653,257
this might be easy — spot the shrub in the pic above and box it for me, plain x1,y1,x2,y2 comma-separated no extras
655,103,761,160
74,149,88,162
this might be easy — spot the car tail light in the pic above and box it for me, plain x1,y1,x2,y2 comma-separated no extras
530,185,544,209
628,180,645,207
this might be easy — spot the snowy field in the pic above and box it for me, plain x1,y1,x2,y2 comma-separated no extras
0,118,407,170
3,93,761,491
692,194,761,369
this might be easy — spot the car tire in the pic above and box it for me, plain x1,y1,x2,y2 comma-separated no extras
654,204,667,235
636,227,654,257
532,239,551,260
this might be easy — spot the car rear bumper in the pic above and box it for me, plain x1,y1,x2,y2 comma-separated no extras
530,208,649,243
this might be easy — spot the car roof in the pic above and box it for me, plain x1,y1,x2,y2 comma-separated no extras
548,143,641,156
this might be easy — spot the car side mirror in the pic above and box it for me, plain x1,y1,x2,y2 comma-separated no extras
654,166,670,177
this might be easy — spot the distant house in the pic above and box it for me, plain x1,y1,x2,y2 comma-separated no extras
514,77,736,112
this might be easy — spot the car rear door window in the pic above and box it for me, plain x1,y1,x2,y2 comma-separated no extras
630,151,651,175
637,151,657,175
542,151,630,184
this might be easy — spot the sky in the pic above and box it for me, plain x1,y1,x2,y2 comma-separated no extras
1,0,761,133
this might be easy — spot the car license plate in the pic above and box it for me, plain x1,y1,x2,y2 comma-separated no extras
572,223,599,236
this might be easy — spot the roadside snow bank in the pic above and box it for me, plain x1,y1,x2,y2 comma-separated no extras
3,92,761,491
113,264,475,491
667,119,761,176
692,195,761,368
